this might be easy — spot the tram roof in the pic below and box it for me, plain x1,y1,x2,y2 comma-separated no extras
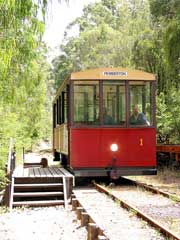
70,67,156,81
53,68,156,102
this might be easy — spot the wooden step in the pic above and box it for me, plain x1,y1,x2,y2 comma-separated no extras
13,191,63,197
10,167,73,209
14,183,63,188
59,168,74,177
13,199,64,207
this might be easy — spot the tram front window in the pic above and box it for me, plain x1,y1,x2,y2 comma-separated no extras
129,81,153,126
103,81,126,126
74,81,99,125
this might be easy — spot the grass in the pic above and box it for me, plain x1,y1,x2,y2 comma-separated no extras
129,208,137,216
0,206,9,215
127,167,180,196
115,199,121,205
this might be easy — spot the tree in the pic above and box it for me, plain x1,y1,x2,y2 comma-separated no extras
53,0,152,88
0,0,55,188
149,0,180,89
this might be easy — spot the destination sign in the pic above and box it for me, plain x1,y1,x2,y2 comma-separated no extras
103,71,128,76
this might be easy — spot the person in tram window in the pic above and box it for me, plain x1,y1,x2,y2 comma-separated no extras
129,104,149,125
103,108,114,125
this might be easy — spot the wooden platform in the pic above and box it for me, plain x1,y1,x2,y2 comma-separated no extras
13,166,73,178
10,166,74,208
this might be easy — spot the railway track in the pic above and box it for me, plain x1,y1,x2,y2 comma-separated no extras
121,177,180,202
94,181,180,240
72,185,174,240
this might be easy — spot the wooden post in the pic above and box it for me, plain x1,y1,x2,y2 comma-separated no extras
71,193,75,198
70,193,75,204
81,212,89,227
9,177,14,209
76,206,84,220
72,198,78,210
40,158,48,168
4,179,11,207
88,223,98,240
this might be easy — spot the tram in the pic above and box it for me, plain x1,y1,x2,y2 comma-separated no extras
52,68,157,178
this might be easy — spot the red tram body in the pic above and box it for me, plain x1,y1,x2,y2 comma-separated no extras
53,68,157,177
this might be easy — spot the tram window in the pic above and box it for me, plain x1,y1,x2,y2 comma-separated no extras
53,103,56,128
129,81,152,126
64,92,67,123
61,91,67,124
73,81,99,125
56,99,59,124
59,96,62,124
103,81,126,126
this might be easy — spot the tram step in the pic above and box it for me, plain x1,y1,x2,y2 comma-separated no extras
13,199,64,207
13,191,64,197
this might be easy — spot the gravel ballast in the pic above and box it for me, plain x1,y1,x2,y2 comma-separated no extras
111,185,180,236
74,188,166,240
0,206,87,240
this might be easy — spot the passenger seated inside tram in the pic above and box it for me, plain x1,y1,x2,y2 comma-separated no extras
103,108,114,125
129,104,149,125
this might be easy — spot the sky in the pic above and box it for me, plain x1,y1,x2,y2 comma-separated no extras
43,0,99,60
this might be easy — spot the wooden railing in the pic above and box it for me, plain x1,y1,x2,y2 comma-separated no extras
4,138,16,206
6,138,16,177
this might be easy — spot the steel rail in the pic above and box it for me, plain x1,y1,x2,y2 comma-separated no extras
94,183,180,240
121,177,180,202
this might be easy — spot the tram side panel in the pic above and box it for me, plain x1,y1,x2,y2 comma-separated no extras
69,128,156,175
53,124,68,157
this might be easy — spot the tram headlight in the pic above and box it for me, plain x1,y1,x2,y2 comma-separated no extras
110,143,118,152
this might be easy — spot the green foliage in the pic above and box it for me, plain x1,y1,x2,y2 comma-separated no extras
149,0,180,89
149,0,180,20
166,88,180,143
156,93,173,143
157,89,180,143
53,0,151,88
164,19,180,78
0,1,53,188
147,0,180,142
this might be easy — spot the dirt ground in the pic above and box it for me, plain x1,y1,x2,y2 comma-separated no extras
0,143,87,240
23,141,56,166
0,206,87,240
